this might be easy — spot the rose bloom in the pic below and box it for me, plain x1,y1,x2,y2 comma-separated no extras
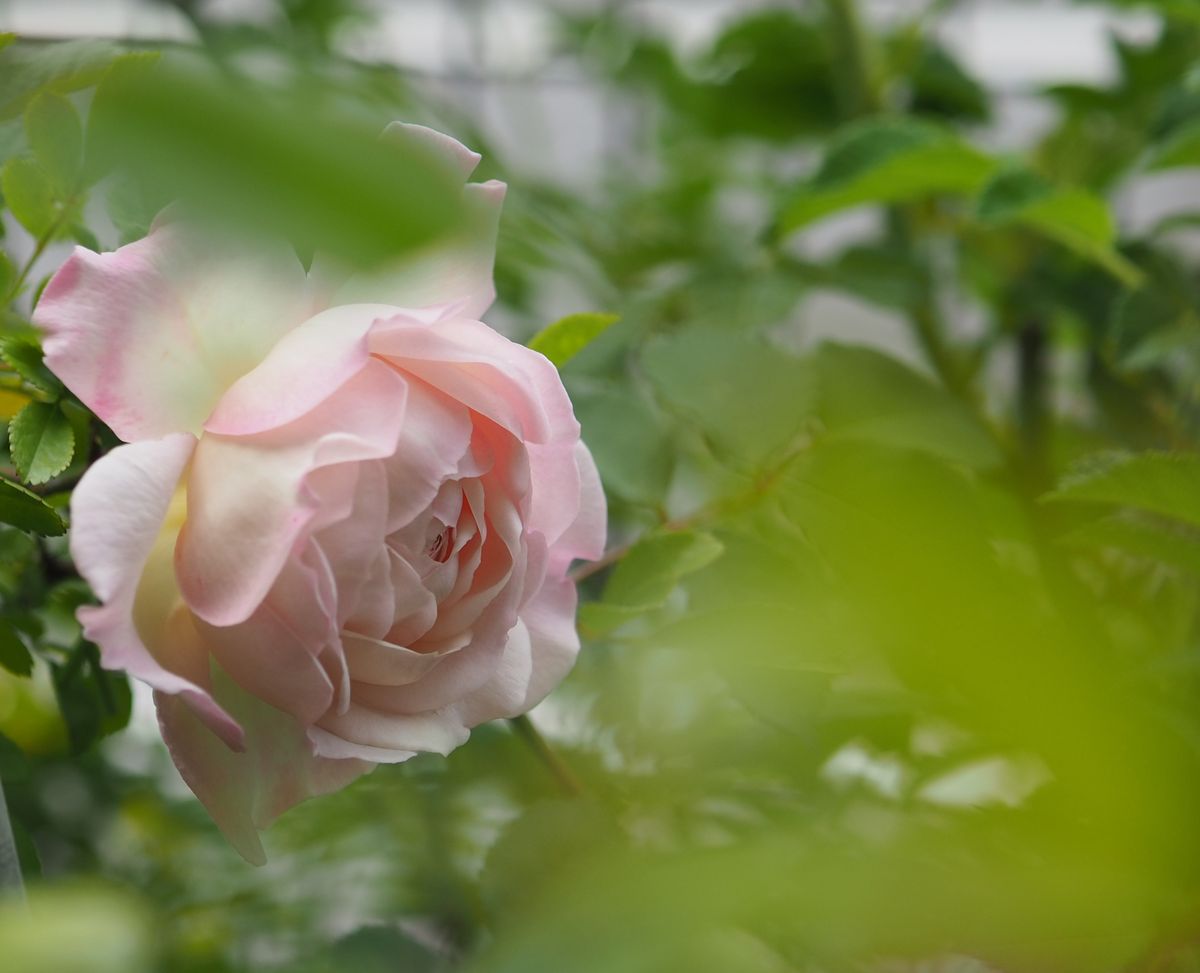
32,126,605,863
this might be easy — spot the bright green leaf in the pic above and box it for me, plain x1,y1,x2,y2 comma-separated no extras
8,401,74,485
528,312,620,367
1045,452,1200,528
1148,118,1200,169
779,118,996,232
2,156,55,237
0,620,32,677
24,91,82,194
0,475,65,536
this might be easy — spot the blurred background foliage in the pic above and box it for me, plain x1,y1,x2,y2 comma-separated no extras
2,0,1200,970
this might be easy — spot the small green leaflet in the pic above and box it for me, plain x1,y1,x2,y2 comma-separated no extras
9,400,75,485
24,91,82,195
2,155,55,237
0,620,32,677
0,336,62,395
528,312,619,367
0,475,64,535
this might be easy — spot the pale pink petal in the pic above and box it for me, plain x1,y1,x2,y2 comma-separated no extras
315,700,470,759
36,224,311,442
195,554,337,725
384,122,481,178
157,668,370,865
70,435,243,750
549,442,607,572
371,314,578,445
204,304,399,436
177,360,409,627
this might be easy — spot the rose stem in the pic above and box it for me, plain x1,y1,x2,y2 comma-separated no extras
0,775,25,899
508,715,584,798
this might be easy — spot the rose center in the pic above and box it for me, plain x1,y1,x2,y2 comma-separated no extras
425,522,456,564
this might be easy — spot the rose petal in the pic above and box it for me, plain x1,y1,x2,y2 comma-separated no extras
177,359,409,627
70,434,243,750
157,667,370,865
36,224,311,442
204,303,399,436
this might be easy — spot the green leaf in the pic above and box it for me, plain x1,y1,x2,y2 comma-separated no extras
0,39,118,120
0,337,62,395
0,619,32,677
778,118,996,232
91,61,465,268
976,169,1142,287
528,312,620,367
0,475,64,535
8,401,74,485
643,328,814,465
813,343,1002,469
24,91,82,195
2,156,54,237
580,529,724,633
1060,512,1200,576
53,645,133,753
1148,118,1200,170
0,252,13,297
1045,452,1200,528
575,388,675,507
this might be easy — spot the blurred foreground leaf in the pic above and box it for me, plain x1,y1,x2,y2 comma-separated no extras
1046,451,1200,527
89,61,466,267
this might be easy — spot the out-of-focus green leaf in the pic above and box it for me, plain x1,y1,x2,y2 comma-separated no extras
1147,118,1200,169
0,252,13,297
0,730,28,782
1046,452,1200,528
0,336,62,395
104,172,164,245
581,529,724,633
575,388,675,507
812,343,1002,469
906,43,990,122
528,312,619,367
9,401,74,485
82,51,159,185
976,168,1142,286
0,39,118,120
1061,512,1200,576
0,619,32,677
0,475,65,536
24,91,82,194
2,156,55,237
0,886,153,973
643,328,813,465
779,118,995,232
482,800,620,926
53,648,132,753
93,61,465,267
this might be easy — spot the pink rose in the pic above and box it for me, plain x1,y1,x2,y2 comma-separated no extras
32,125,606,863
